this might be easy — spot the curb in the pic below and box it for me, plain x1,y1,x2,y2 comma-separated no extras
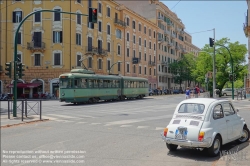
1,119,49,128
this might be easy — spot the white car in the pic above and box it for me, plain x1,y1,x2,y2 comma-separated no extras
161,98,249,157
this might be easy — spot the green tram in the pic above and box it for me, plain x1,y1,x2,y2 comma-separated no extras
59,69,149,104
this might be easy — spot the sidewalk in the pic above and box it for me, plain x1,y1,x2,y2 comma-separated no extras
0,108,49,128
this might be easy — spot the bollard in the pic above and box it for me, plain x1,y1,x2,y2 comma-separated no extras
7,100,9,118
40,100,42,120
25,98,27,117
21,100,24,121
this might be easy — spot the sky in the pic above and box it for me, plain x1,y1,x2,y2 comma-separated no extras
161,0,248,63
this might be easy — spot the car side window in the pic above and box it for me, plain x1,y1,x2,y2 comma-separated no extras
223,103,235,116
213,104,224,119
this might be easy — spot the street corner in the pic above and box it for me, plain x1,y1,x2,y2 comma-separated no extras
1,119,50,129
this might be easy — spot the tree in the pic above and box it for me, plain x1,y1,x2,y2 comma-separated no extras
193,38,247,95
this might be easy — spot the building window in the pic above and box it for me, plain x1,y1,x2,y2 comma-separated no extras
98,59,102,69
139,66,141,74
107,60,111,70
126,17,129,26
149,29,151,36
117,45,121,55
139,24,141,31
133,35,135,44
144,40,146,47
98,40,102,53
107,24,110,35
144,26,146,34
17,54,21,63
54,53,61,65
98,3,102,13
53,31,63,43
17,32,21,44
77,55,81,67
88,57,92,68
149,68,151,75
139,38,141,45
158,65,160,71
144,67,147,75
154,43,156,50
76,33,81,45
154,69,156,76
132,21,135,29
149,42,151,49
34,11,41,22
118,62,121,72
127,32,129,41
107,42,110,52
127,48,129,57
77,13,81,25
133,50,135,57
98,21,102,32
54,9,61,21
107,7,110,17
127,64,130,73
133,65,136,73
116,29,121,39
13,11,22,23
34,54,41,66
144,53,146,61
154,31,155,38
77,0,81,3
139,52,141,60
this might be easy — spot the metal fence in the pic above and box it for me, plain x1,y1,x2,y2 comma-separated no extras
7,99,42,121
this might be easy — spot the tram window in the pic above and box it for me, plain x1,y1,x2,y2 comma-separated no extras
124,81,127,88
98,80,103,88
81,79,87,88
74,79,80,88
94,80,98,88
89,80,94,88
60,79,68,88
103,80,108,88
131,81,134,88
116,80,120,88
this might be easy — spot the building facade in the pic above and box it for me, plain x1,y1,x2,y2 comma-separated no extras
0,0,125,97
243,0,250,91
119,0,200,90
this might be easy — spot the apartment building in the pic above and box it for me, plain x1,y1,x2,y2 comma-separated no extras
243,0,250,91
117,5,158,89
0,0,124,97
119,0,200,90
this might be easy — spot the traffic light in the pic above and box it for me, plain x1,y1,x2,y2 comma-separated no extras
16,62,25,79
5,62,12,78
209,37,214,47
229,73,233,82
89,8,97,23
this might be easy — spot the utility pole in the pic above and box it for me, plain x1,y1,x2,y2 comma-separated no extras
212,28,216,98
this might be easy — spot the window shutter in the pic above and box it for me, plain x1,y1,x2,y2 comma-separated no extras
20,11,22,22
53,32,55,43
60,31,63,43
76,34,78,44
13,12,16,23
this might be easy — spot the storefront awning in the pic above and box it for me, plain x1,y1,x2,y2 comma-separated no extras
7,83,42,88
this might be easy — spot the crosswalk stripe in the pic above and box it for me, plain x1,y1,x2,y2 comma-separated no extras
90,123,101,125
137,126,149,129
120,125,132,127
155,127,165,130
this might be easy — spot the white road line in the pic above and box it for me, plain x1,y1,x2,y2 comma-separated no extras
137,126,149,129
77,122,88,124
155,127,165,131
62,120,74,123
105,114,172,126
41,116,58,120
90,123,102,125
46,114,95,119
120,125,132,127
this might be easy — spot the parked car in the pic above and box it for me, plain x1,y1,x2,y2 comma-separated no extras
173,89,180,94
148,89,153,96
222,88,238,96
161,98,249,157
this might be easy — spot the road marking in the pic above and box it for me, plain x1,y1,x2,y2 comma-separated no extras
41,116,58,120
137,126,149,129
90,123,101,125
47,114,95,119
155,127,165,130
105,115,172,126
62,120,74,123
120,125,132,127
77,122,88,124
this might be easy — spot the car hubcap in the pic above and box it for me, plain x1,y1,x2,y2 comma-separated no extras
214,139,220,154
239,129,248,142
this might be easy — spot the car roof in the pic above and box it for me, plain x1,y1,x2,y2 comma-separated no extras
179,98,229,105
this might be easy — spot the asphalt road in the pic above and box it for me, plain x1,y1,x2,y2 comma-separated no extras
1,94,250,166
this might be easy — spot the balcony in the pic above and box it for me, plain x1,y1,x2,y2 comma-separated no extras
85,46,108,56
161,61,168,66
164,30,171,36
158,37,164,43
114,18,126,28
182,48,188,53
132,57,140,64
167,22,173,27
148,61,155,66
158,16,164,22
27,42,45,53
175,45,181,50
171,33,176,38
167,42,174,47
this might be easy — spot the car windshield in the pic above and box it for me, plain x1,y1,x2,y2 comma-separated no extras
178,103,205,114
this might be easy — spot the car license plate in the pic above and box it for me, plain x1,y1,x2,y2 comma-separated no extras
175,128,188,140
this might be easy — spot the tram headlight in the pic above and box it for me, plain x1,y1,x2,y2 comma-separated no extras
61,93,65,96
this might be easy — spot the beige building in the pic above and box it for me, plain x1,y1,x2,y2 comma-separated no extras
243,0,250,91
119,0,200,90
0,0,125,97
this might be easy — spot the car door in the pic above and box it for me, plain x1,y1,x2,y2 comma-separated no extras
223,102,241,140
211,104,229,144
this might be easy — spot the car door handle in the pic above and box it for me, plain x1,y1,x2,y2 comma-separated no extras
226,120,229,122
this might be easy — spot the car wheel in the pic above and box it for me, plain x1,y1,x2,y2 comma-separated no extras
166,143,178,151
237,126,250,143
223,93,227,96
207,135,221,157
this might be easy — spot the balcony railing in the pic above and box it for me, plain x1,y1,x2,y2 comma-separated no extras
167,42,174,47
148,61,155,66
175,45,180,50
158,37,164,43
114,18,126,27
171,33,176,38
85,46,107,56
158,16,164,22
27,42,45,52
164,30,171,36
161,61,168,66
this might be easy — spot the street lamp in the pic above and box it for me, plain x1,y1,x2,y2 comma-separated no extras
198,51,216,98
109,61,123,75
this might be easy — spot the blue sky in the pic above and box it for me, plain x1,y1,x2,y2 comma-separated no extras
161,0,248,62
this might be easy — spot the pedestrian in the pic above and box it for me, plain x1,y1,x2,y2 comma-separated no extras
193,84,200,98
185,87,191,99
